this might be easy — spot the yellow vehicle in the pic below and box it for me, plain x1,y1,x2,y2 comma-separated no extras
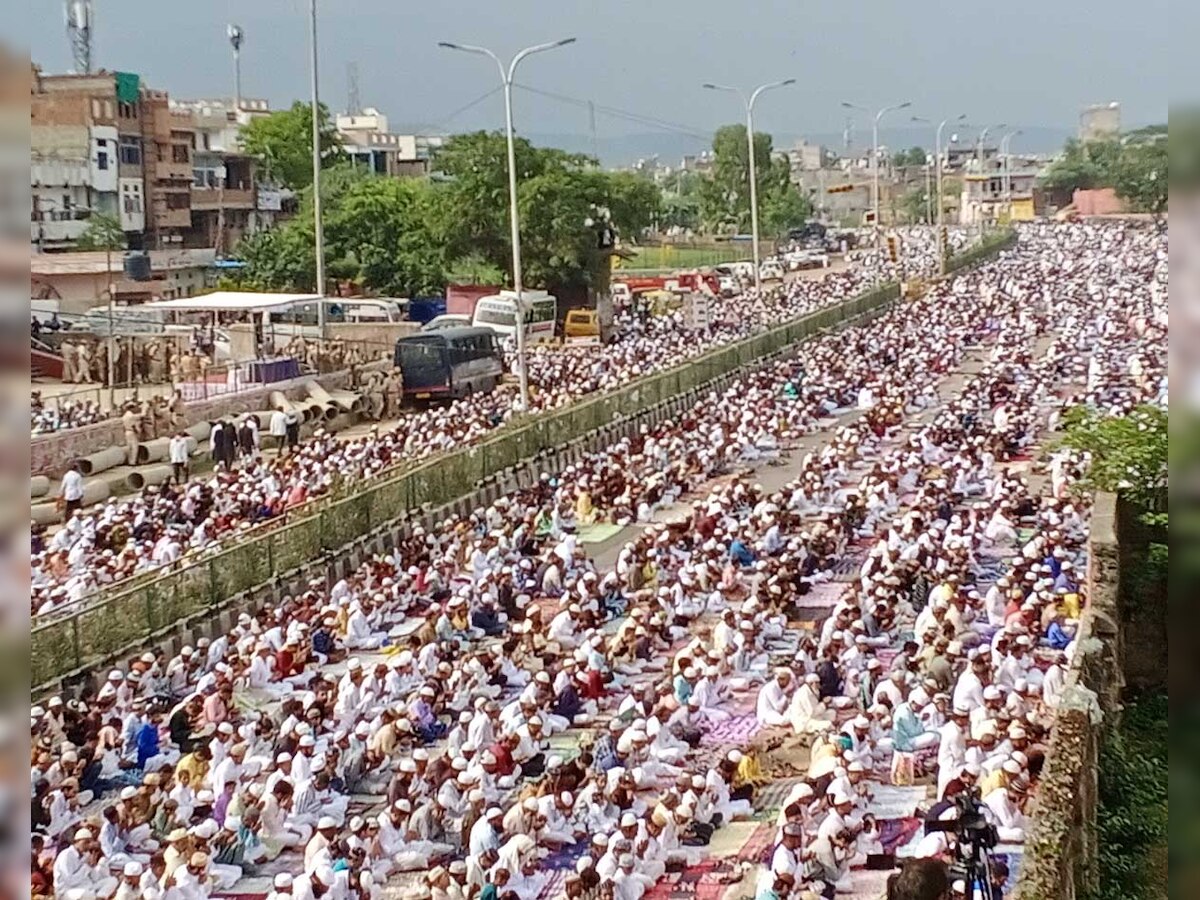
563,307,613,345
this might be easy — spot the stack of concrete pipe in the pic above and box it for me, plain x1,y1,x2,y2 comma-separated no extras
270,390,321,424
307,382,364,414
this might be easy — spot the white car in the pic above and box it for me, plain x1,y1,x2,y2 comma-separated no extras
760,261,785,281
422,314,472,332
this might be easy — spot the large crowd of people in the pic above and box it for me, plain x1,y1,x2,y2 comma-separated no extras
30,221,1166,900
31,230,957,617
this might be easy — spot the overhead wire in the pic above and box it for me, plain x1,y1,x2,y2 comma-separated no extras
512,83,712,140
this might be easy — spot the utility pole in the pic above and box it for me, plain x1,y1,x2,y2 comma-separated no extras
439,37,577,412
703,79,797,295
308,0,327,336
588,100,599,163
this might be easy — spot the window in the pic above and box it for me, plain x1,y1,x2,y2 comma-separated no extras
166,193,190,210
118,136,141,165
172,145,190,164
118,101,135,119
96,151,109,171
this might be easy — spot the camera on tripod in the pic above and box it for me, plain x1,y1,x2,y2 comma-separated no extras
925,788,1001,900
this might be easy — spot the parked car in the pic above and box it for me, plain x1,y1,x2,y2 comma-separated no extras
422,314,472,332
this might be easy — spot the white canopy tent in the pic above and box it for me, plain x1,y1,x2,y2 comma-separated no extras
140,291,322,312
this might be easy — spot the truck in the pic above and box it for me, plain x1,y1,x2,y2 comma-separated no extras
445,283,502,318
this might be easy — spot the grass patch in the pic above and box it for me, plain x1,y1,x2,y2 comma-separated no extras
622,245,749,270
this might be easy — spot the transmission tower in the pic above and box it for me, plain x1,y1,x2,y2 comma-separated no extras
346,61,362,115
65,0,93,74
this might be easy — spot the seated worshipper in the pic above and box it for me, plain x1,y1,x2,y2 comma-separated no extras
787,672,836,734
690,666,734,723
983,776,1030,843
756,669,795,727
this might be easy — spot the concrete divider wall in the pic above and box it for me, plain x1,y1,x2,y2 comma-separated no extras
30,232,1017,692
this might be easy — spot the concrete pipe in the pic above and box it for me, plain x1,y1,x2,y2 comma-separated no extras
136,436,172,465
31,475,50,499
186,421,212,443
269,391,312,423
125,464,175,491
32,502,60,526
308,382,364,413
76,445,129,476
82,479,111,505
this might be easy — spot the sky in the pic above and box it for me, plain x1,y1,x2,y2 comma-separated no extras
23,0,1172,145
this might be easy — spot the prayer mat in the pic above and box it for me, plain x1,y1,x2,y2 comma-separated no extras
542,843,588,870
699,714,762,746
643,858,744,900
536,870,570,900
706,820,761,858
879,816,924,854
867,785,929,819
795,580,845,611
751,775,804,816
736,821,777,863
578,522,626,544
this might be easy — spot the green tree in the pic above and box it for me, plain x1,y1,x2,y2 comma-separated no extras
699,124,810,234
1114,139,1168,222
1040,138,1122,194
1059,404,1167,511
893,146,928,168
433,131,659,289
601,171,662,238
324,175,448,296
75,212,126,251
240,101,344,190
899,185,931,224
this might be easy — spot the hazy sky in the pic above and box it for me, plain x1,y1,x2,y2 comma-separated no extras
24,0,1171,139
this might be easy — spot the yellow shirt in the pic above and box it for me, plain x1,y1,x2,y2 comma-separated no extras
175,753,208,786
978,768,1008,798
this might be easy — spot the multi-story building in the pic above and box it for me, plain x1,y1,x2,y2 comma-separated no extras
170,97,283,251
32,66,196,252
336,109,427,177
31,67,125,249
959,149,1039,225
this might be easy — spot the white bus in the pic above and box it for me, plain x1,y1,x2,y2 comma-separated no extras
472,290,557,344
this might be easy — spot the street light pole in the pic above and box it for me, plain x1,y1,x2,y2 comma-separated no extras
440,37,576,412
843,100,910,243
915,114,966,272
703,79,796,296
308,0,327,339
1000,129,1022,220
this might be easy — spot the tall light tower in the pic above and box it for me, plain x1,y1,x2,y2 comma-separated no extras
227,24,245,111
65,0,93,74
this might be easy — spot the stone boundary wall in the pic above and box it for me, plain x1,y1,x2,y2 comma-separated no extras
1015,492,1122,900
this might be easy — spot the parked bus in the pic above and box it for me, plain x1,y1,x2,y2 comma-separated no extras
472,290,557,344
393,326,504,400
